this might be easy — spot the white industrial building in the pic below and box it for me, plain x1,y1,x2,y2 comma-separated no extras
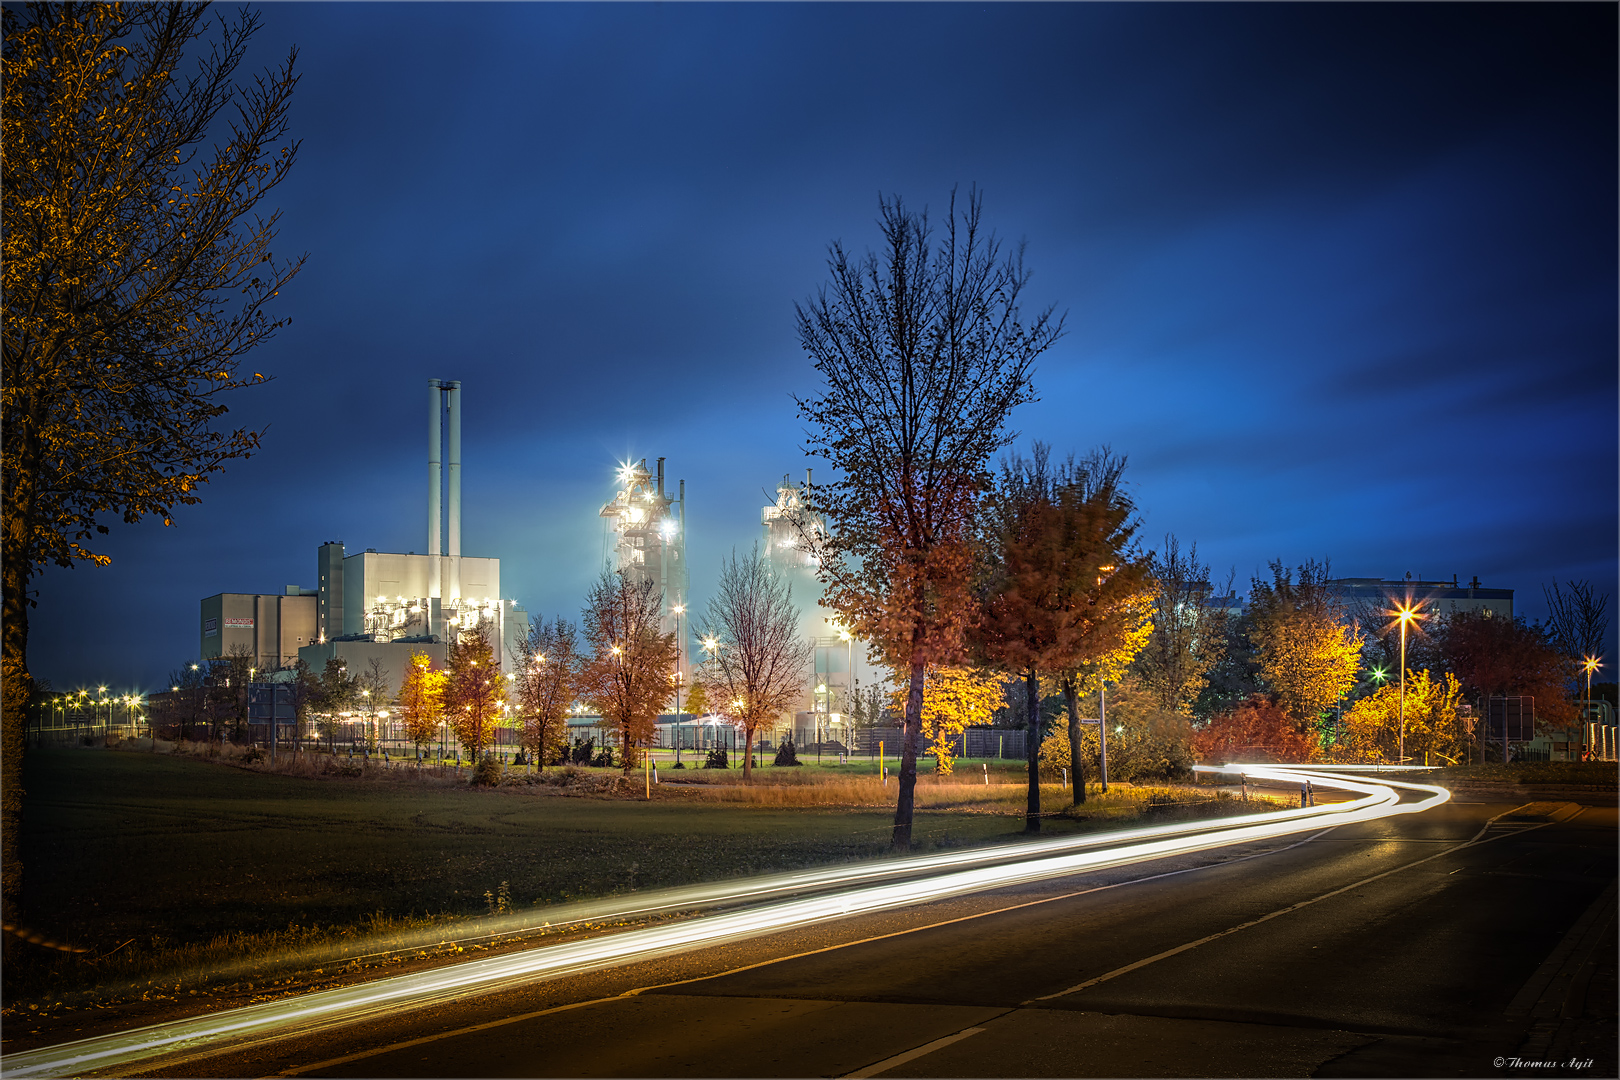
200,380,526,699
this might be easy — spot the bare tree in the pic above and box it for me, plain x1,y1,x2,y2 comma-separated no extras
513,615,580,770
358,657,390,751
795,187,1062,849
693,546,812,781
1543,579,1610,663
580,571,676,775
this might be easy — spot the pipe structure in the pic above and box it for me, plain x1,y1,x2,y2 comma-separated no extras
447,380,462,604
427,380,442,603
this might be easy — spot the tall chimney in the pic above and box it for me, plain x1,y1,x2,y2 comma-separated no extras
657,457,665,499
447,380,462,603
428,380,442,601
447,380,460,605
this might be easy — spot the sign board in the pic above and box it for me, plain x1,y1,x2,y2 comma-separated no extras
1487,696,1534,742
224,617,255,629
203,618,217,638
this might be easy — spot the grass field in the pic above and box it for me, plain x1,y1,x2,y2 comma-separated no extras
6,744,1265,1004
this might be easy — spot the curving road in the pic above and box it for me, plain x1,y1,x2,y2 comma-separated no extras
9,774,1616,1078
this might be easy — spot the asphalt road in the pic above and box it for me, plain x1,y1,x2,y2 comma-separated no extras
124,791,1614,1079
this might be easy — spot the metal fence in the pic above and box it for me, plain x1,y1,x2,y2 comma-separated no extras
849,726,1026,759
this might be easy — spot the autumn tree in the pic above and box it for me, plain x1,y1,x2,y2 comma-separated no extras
581,571,677,775
1437,611,1576,728
692,547,810,781
445,627,504,760
1134,536,1229,713
1247,560,1363,728
793,188,1061,847
396,651,445,760
977,445,1152,826
682,681,709,718
887,667,1002,775
358,657,390,751
1191,695,1320,764
513,615,580,770
1332,669,1469,765
1,4,303,913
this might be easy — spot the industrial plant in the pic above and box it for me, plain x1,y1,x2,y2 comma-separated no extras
199,379,526,699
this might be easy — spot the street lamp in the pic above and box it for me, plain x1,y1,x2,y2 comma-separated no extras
1391,603,1421,766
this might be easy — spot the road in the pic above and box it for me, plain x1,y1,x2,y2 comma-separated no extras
97,788,1612,1079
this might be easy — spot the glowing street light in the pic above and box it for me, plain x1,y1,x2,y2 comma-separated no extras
1391,602,1422,765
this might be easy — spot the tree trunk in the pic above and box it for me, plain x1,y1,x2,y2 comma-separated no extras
1025,668,1041,832
891,657,926,850
1,545,32,923
1062,675,1087,805
743,725,755,781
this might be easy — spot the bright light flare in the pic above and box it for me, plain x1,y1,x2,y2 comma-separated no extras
2,767,1447,1078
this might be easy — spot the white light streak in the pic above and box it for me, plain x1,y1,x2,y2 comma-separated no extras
3,767,1446,1078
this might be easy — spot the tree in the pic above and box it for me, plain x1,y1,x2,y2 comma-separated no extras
1191,695,1320,764
1247,560,1362,729
358,657,390,751
1437,611,1576,728
793,188,1062,848
445,627,504,760
2,5,302,914
682,680,709,719
284,658,319,753
396,651,445,760
887,666,1002,775
315,657,356,752
580,571,676,776
165,661,207,741
513,615,580,770
1333,669,1469,765
977,446,1152,826
1543,579,1610,665
1134,536,1229,713
693,547,810,781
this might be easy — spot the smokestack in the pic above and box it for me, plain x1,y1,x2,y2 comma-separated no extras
428,380,442,601
447,380,462,603
657,457,665,499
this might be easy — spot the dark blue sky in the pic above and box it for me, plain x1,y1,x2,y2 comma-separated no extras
33,3,1617,693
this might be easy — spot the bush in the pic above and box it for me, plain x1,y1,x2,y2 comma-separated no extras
705,747,729,769
591,745,616,769
470,755,503,787
773,740,800,767
569,737,595,765
669,761,685,769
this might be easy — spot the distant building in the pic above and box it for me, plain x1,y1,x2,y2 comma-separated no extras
200,588,318,670
196,380,527,701
1326,576,1513,620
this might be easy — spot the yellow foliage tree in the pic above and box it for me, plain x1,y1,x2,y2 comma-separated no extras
888,667,1003,775
445,628,504,760
1247,560,1364,726
1332,669,1469,765
396,651,446,758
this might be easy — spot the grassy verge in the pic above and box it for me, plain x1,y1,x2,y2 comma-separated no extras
5,745,1279,1007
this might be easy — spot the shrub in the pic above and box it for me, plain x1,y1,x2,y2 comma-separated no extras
773,740,800,766
591,745,616,769
470,755,504,786
705,747,729,769
569,737,595,765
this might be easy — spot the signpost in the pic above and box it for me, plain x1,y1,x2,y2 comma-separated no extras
1486,696,1535,764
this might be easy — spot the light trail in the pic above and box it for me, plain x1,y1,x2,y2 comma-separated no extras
2,767,1447,1078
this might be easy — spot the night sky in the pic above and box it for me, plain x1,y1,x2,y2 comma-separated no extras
31,3,1617,694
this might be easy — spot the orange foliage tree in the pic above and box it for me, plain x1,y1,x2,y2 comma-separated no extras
1192,695,1320,764
445,628,504,760
396,651,446,758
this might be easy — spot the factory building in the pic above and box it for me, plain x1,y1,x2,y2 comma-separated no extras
199,588,318,670
762,471,869,748
198,380,527,700
1326,576,1513,620
600,456,687,631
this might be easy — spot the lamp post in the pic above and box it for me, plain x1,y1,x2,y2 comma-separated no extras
1392,603,1420,766
839,627,853,753
1582,656,1602,759
672,603,685,764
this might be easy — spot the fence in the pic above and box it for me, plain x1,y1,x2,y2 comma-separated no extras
850,726,1026,759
